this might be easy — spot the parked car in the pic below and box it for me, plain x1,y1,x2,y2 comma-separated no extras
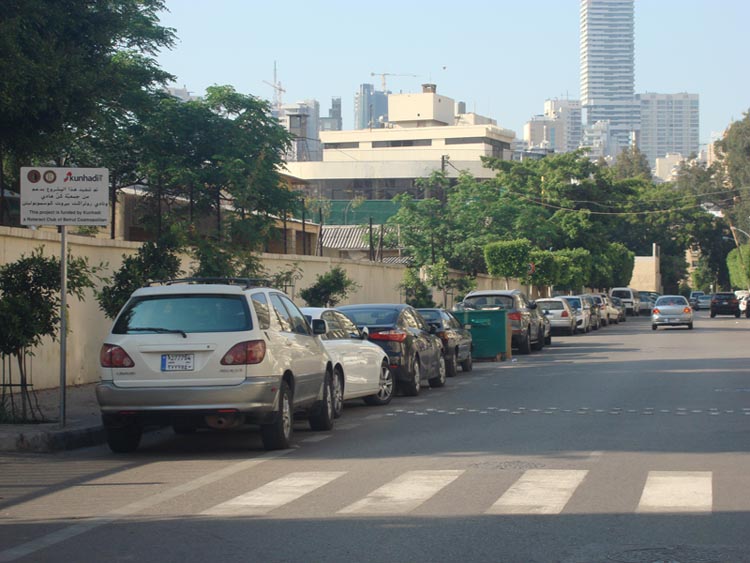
651,295,693,330
710,292,740,318
688,290,705,308
599,294,620,325
610,287,641,316
97,279,335,453
695,294,713,311
579,294,601,330
417,308,473,376
337,303,445,395
609,295,627,322
459,289,546,354
559,295,592,332
302,307,393,417
638,291,656,315
739,295,750,318
537,298,577,335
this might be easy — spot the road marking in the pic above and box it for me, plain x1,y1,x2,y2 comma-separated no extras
301,434,332,443
637,471,712,513
0,449,294,562
364,413,383,420
487,469,588,515
203,471,346,516
335,422,360,430
339,470,463,514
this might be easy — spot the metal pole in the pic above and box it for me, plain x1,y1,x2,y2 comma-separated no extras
59,226,68,428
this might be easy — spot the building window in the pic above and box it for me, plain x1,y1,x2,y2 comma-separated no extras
371,139,432,148
324,142,360,149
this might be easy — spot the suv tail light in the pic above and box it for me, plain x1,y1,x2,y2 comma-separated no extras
561,310,569,317
369,329,408,343
100,345,135,368
221,340,266,365
507,312,522,321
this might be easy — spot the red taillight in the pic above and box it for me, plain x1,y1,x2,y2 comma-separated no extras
652,308,660,315
683,307,691,314
561,310,569,317
369,330,408,343
221,340,266,365
507,312,522,321
100,345,135,368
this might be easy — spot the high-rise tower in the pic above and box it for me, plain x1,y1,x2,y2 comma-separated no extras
580,0,639,156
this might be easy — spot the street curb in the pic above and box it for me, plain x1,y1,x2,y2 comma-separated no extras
0,424,106,453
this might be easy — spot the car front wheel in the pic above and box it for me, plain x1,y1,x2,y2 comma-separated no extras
309,370,334,431
332,367,344,419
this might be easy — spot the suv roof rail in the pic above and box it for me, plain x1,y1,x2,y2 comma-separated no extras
148,277,271,289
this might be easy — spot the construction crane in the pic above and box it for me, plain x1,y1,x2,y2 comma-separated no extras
263,61,286,113
370,72,418,92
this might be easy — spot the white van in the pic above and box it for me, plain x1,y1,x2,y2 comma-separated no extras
609,287,641,316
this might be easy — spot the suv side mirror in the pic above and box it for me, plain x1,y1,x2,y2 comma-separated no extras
311,319,327,335
528,301,538,310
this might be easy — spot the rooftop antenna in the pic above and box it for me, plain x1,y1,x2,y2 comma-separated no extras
263,61,286,113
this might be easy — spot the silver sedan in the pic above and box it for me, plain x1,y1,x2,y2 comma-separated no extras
651,295,693,330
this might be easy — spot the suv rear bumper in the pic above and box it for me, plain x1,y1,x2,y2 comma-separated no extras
96,377,281,423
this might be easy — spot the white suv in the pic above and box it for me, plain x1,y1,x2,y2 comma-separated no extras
96,279,335,453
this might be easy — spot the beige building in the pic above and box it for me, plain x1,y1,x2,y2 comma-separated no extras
654,153,684,182
285,84,515,201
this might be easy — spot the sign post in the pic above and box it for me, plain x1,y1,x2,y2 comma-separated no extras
20,167,109,428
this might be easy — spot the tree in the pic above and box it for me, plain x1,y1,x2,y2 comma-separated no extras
300,267,359,307
612,146,652,180
524,249,558,294
726,245,750,290
0,248,97,422
0,0,175,224
484,239,532,289
97,232,183,319
398,268,435,308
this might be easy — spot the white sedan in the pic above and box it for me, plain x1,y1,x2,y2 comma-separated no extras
302,307,394,417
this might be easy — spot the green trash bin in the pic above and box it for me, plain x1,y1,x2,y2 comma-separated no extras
455,309,509,361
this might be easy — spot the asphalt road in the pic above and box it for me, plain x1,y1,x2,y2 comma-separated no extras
2,311,750,563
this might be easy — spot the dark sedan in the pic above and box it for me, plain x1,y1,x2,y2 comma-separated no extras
710,292,740,318
417,308,473,376
337,304,446,396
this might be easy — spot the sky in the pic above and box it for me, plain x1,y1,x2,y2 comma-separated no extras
156,0,750,145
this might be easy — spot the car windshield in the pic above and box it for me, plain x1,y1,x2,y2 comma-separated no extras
563,297,582,309
417,309,441,322
339,308,399,326
113,294,251,334
611,290,631,298
462,295,514,310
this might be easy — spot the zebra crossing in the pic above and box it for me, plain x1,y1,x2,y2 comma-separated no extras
201,467,717,517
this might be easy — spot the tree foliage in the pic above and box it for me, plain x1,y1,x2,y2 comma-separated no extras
300,267,359,307
484,239,532,289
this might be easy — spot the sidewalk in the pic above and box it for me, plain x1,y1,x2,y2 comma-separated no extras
0,383,105,453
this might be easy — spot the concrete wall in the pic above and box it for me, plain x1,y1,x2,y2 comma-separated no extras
630,244,662,293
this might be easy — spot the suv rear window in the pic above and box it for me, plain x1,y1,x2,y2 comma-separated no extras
341,308,399,326
713,293,735,299
462,295,514,310
113,294,251,334
611,290,631,299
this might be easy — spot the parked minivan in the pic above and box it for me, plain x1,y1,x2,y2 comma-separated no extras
609,287,641,316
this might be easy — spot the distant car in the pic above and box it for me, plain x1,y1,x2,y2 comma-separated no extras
740,295,750,318
695,294,712,310
638,291,656,315
417,308,473,376
689,290,705,308
560,295,592,332
710,292,740,318
610,287,641,316
599,294,621,325
459,289,546,354
302,307,393,417
609,295,627,322
537,298,577,335
651,295,693,330
579,294,601,330
337,303,445,395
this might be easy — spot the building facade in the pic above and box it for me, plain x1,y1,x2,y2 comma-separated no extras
580,0,639,156
638,92,699,167
286,84,515,202
279,100,322,161
524,99,582,154
320,97,342,132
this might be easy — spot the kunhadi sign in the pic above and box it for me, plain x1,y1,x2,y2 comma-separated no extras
20,167,109,226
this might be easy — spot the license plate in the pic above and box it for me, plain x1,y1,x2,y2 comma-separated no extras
161,354,194,372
